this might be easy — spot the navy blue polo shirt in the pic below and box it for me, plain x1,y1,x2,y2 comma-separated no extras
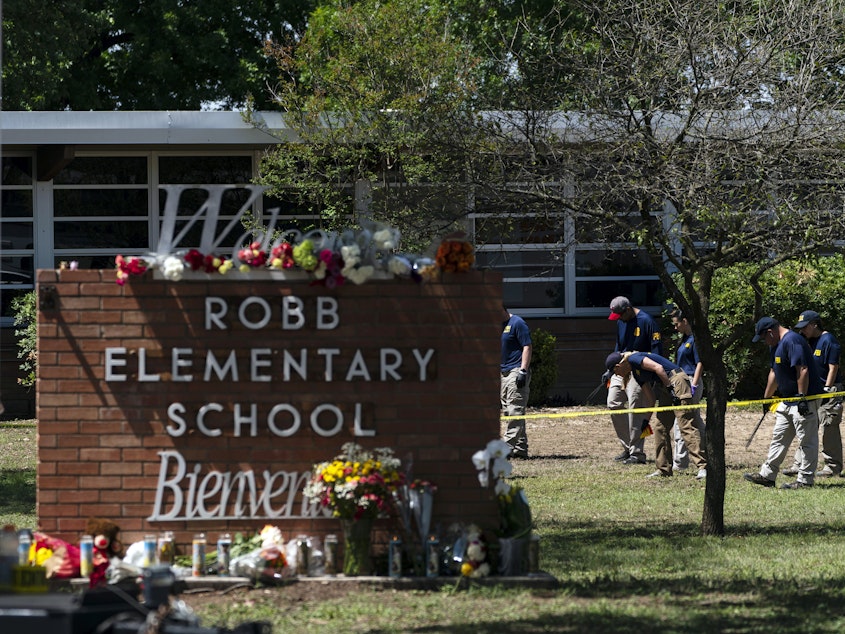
501,314,532,372
675,333,700,377
615,310,662,355
809,331,841,384
626,352,682,387
771,330,824,397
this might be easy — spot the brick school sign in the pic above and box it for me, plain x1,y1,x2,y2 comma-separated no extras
35,269,502,548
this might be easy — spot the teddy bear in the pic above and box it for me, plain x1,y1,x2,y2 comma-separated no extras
85,517,123,586
460,524,490,578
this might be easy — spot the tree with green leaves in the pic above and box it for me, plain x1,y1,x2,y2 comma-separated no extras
1,0,315,110
543,0,845,536
255,0,493,250
259,0,845,537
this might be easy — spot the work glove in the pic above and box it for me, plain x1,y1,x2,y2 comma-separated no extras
797,396,810,416
690,384,698,397
762,402,770,416
516,369,528,388
601,369,612,384
824,385,843,407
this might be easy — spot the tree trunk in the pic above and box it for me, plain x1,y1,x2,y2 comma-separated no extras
700,362,728,536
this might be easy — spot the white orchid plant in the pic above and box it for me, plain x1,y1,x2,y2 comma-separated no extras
472,439,514,495
472,439,533,539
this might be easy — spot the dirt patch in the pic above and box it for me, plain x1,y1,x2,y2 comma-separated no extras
520,404,766,467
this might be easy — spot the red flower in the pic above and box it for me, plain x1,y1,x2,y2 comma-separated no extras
271,243,295,269
238,241,268,267
184,249,205,271
115,255,148,285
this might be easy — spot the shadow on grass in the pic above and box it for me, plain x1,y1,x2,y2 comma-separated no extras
365,521,845,633
374,597,843,634
0,468,36,515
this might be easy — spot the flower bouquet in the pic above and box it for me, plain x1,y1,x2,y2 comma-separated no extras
304,443,405,575
435,238,475,273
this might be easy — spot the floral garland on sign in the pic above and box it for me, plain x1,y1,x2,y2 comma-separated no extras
112,223,475,286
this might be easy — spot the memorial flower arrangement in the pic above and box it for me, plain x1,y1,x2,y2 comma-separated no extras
111,222,475,285
472,439,533,539
303,442,406,520
435,238,475,273
115,254,148,286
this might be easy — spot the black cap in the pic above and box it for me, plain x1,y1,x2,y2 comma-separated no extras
605,351,624,370
752,317,779,343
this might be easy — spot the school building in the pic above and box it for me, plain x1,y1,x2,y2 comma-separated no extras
0,111,661,418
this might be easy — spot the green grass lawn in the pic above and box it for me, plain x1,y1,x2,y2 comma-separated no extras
0,420,36,530
4,418,845,633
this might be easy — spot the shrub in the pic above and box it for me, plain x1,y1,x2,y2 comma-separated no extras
529,327,558,406
700,255,845,398
12,290,37,388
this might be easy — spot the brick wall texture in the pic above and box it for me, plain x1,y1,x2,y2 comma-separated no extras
36,268,503,558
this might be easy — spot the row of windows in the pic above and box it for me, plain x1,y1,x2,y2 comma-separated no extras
0,152,663,324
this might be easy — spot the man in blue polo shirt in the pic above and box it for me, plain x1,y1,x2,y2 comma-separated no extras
782,310,843,478
744,316,824,489
604,296,663,465
605,350,706,479
501,306,532,459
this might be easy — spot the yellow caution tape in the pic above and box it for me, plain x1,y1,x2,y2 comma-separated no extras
501,390,845,421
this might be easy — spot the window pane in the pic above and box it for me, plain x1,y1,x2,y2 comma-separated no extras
476,250,563,278
504,281,565,311
0,190,33,217
0,256,33,285
576,279,663,309
575,249,657,276
159,186,256,216
0,223,34,249
473,215,566,244
164,220,250,250
1,288,32,327
574,213,649,243
263,193,322,217
54,189,149,217
54,221,149,249
53,157,148,185
371,184,466,214
1,157,33,185
159,156,252,184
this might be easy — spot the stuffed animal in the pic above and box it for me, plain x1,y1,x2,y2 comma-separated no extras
85,517,123,586
460,524,490,578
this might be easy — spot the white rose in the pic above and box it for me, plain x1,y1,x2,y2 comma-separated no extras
341,244,361,265
346,265,374,285
373,229,396,250
388,256,411,277
162,256,184,281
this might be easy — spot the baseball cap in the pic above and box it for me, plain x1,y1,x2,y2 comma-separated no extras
794,310,820,329
608,296,632,321
605,351,623,370
752,316,779,343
